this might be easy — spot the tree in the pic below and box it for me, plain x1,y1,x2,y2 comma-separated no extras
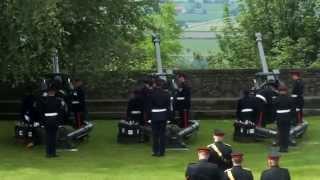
215,0,320,69
1,0,176,84
136,2,182,70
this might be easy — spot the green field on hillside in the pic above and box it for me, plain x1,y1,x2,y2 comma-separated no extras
176,3,225,22
0,117,319,180
180,38,220,55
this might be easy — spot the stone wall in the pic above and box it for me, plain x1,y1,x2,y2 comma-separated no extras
1,69,320,119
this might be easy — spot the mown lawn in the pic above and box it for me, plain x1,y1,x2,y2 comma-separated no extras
0,117,319,180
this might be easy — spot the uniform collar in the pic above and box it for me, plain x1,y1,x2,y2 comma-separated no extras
270,165,280,168
199,159,208,163
233,165,242,168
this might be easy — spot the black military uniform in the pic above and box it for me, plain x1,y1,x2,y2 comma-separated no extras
273,86,294,152
236,90,257,123
186,148,225,180
225,166,253,180
261,153,291,180
21,90,39,146
235,90,258,138
255,85,278,127
225,152,254,180
142,78,154,124
70,82,86,128
127,89,144,125
39,86,65,157
150,80,170,156
291,72,304,125
207,130,233,171
174,81,191,128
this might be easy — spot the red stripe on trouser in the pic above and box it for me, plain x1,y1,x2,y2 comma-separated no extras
144,112,148,125
297,111,303,124
76,112,81,128
257,112,263,127
183,111,189,128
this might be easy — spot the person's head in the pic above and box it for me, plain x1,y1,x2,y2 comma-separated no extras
177,73,187,83
267,152,281,168
143,77,154,89
231,152,244,166
197,147,210,160
162,81,170,91
130,88,141,99
278,85,288,95
290,71,301,80
155,78,165,89
73,79,83,88
241,89,250,98
47,84,57,96
213,129,225,142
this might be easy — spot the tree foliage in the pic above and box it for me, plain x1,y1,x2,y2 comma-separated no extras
214,0,320,69
0,0,181,84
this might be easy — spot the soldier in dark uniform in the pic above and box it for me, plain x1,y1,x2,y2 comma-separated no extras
185,147,225,180
236,89,257,124
255,83,279,127
174,74,191,128
290,71,304,125
207,129,233,171
150,78,170,157
260,152,291,180
21,86,38,148
70,79,86,128
39,84,65,158
273,85,294,153
127,89,144,125
224,152,254,180
235,89,258,138
142,77,154,125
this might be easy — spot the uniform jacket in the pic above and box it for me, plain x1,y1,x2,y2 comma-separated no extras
186,159,225,180
236,95,258,122
260,166,290,180
225,166,254,180
150,88,170,122
175,83,191,110
207,141,233,171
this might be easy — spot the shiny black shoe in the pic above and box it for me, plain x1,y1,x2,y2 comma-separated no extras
279,149,288,153
152,153,159,157
46,154,59,158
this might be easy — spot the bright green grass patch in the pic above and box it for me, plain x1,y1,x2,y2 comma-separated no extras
180,38,220,55
0,117,319,180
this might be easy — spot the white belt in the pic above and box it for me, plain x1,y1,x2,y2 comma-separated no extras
241,108,253,112
72,101,80,104
291,94,298,98
256,94,267,103
276,109,291,114
44,113,58,117
131,111,142,115
176,97,185,100
151,109,167,113
296,108,301,112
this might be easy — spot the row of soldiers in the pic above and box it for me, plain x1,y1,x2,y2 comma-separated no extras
126,74,191,156
20,78,87,157
186,129,290,180
127,73,191,128
236,71,304,152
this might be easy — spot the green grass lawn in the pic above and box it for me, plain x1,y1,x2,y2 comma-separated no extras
0,117,319,180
